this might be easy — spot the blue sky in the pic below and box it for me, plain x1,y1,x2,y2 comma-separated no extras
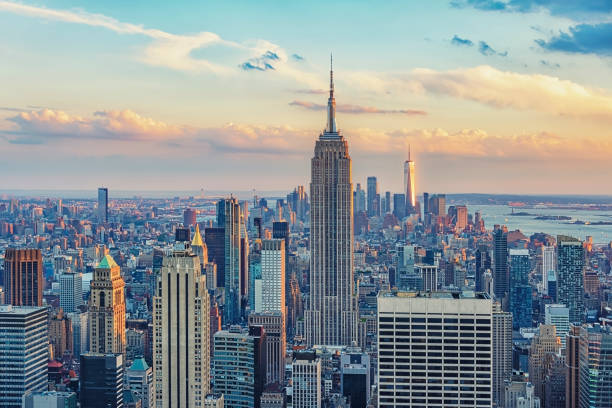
1,0,612,194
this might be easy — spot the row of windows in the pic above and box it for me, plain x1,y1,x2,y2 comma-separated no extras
380,317,491,324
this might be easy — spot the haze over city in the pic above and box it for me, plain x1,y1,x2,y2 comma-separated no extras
1,0,612,194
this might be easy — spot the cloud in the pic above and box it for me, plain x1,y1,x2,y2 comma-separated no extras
289,101,427,116
450,0,612,17
291,54,305,61
404,65,612,119
451,35,474,47
478,41,507,56
536,23,612,56
293,89,327,95
239,50,279,71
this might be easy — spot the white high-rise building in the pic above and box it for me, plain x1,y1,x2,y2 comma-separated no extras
60,271,83,313
153,242,210,407
292,351,322,408
541,246,555,293
0,305,48,408
544,304,569,349
305,59,358,347
261,239,285,316
378,291,493,407
404,145,416,211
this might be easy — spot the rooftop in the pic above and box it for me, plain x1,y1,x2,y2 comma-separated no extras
380,290,491,300
97,254,118,269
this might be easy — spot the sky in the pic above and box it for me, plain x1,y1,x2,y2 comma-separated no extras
1,0,612,195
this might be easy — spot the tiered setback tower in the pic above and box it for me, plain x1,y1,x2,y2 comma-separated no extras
305,60,358,347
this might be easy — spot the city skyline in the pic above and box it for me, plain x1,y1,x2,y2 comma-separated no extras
1,1,612,194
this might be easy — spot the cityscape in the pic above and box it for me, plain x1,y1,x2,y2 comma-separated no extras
1,1,612,408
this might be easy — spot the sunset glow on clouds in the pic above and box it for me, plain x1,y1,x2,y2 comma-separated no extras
1,0,611,193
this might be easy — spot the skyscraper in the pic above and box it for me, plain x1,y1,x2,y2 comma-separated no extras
475,244,491,293
4,248,43,306
204,227,225,288
528,324,561,403
509,249,532,329
183,208,197,227
80,353,124,408
377,291,493,407
557,235,584,324
153,241,210,408
305,63,358,347
492,303,513,407
493,225,509,302
544,304,569,349
213,325,266,408
541,245,555,294
0,305,48,408
392,193,406,220
88,254,126,355
261,239,285,317
249,312,285,385
292,351,322,408
218,198,244,325
404,145,416,212
97,187,108,223
366,176,379,217
60,270,83,313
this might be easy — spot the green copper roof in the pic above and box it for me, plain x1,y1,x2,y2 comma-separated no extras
97,254,118,269
129,357,149,371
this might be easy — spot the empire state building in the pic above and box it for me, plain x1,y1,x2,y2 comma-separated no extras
305,59,359,347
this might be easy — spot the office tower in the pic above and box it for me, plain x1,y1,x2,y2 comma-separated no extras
4,248,43,306
49,309,73,359
557,236,585,324
271,222,290,287
98,187,108,223
354,183,366,213
404,145,416,212
428,194,446,217
191,224,208,266
455,205,468,231
383,191,391,213
392,193,405,220
528,325,560,403
0,305,48,407
153,242,210,408
541,245,555,294
547,270,558,302
69,310,88,358
493,304,512,407
60,270,83,313
493,225,509,301
213,325,266,408
22,391,77,408
543,352,566,408
414,263,438,291
175,226,190,242
366,176,379,217
183,208,197,227
249,313,285,384
305,65,358,347
576,324,612,407
545,304,570,349
89,254,126,354
127,357,154,408
423,192,430,215
80,353,124,408
292,351,322,408
504,376,540,408
566,325,581,408
340,348,370,408
509,249,532,329
205,227,225,288
218,198,244,325
377,291,493,407
475,245,491,292
261,239,286,316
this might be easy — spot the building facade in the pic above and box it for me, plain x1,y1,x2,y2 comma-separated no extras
88,254,126,354
377,291,493,407
305,67,358,347
153,244,210,407
557,236,585,324
292,351,322,408
3,248,43,307
0,305,48,408
80,353,124,408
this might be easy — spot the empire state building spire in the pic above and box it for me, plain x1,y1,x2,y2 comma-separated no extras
326,53,337,133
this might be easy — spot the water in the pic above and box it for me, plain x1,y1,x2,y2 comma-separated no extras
471,205,612,245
